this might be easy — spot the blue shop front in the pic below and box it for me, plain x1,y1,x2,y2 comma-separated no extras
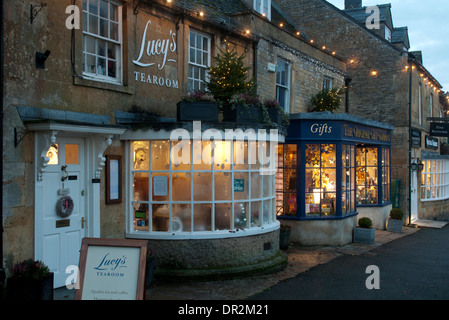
276,113,394,245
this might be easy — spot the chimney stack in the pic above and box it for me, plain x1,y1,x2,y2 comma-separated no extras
345,0,362,10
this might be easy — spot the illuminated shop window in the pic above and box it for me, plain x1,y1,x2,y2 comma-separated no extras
276,144,297,216
356,147,379,205
305,144,337,217
421,160,449,201
342,145,356,215
130,140,277,237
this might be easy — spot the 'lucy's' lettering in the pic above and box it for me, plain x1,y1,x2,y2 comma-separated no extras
133,20,177,70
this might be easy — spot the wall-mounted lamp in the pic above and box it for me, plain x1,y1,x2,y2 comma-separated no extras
36,50,51,69
411,159,424,171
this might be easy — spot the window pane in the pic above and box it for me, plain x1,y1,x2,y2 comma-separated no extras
100,0,108,18
194,204,212,231
46,144,59,165
173,204,192,232
193,172,212,201
234,202,248,229
65,144,79,165
153,204,169,231
172,172,191,201
134,172,149,202
89,13,98,34
215,172,231,201
251,201,262,227
215,203,231,230
234,172,249,200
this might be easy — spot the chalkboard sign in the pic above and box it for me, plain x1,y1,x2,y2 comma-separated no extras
75,238,148,300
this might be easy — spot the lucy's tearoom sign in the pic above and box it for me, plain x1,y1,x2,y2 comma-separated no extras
133,20,179,89
75,238,148,300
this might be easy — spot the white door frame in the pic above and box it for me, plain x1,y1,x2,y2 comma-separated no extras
31,123,126,287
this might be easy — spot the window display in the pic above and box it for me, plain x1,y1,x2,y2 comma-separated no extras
356,147,378,204
421,160,449,201
305,144,337,217
130,140,277,236
276,144,297,216
342,145,356,215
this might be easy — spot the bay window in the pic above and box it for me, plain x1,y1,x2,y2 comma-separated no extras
129,140,277,238
421,160,449,201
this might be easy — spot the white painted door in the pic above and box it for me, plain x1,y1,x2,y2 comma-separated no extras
36,137,86,288
410,166,418,222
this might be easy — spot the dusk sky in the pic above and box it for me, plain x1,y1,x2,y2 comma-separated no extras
326,0,449,92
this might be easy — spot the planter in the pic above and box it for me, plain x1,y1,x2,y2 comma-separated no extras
7,272,54,300
177,101,219,122
222,104,263,124
267,108,282,125
279,226,291,250
353,227,375,245
387,219,403,233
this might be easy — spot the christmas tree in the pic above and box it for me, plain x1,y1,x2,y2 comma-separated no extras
207,46,255,104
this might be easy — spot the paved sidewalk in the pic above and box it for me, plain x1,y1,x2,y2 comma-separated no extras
54,227,420,300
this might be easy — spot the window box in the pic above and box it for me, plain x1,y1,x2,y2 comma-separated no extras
267,108,282,125
177,101,219,122
222,104,263,124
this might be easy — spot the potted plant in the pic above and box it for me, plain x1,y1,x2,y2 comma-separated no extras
6,259,53,300
177,90,219,122
223,93,263,123
279,224,292,250
353,217,375,244
387,208,404,233
310,88,344,113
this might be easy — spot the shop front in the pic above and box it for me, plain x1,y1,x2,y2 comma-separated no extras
120,121,287,279
276,113,394,245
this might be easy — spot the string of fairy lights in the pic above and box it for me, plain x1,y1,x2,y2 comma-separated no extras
159,0,445,95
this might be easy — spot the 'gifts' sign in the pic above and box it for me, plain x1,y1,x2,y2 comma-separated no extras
75,238,148,300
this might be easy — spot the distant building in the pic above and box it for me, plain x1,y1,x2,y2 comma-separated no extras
277,0,447,224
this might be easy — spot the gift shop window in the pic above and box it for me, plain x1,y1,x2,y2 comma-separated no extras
82,0,122,84
305,144,337,217
188,30,211,92
382,148,391,203
276,144,297,217
356,147,379,205
129,140,277,238
342,145,356,215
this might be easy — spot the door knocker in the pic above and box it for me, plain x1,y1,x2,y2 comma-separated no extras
61,165,69,181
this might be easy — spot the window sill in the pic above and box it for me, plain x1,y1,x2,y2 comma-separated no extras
125,221,280,240
74,76,134,95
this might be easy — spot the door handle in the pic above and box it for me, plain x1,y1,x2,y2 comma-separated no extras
81,217,86,229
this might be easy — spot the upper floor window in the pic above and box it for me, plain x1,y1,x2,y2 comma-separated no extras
82,0,122,84
276,58,290,113
254,0,271,20
188,30,211,92
323,77,333,90
385,26,392,42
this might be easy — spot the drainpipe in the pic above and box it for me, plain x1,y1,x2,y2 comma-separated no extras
344,73,352,113
0,0,5,288
408,56,413,224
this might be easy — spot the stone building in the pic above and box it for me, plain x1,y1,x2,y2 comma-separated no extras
276,0,447,224
1,0,346,288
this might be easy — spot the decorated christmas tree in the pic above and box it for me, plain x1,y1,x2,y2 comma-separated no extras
207,46,255,104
